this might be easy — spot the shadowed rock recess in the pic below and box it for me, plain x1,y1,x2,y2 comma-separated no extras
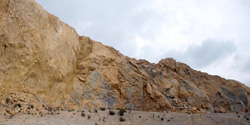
0,0,249,117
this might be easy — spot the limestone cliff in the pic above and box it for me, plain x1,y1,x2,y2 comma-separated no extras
0,0,249,116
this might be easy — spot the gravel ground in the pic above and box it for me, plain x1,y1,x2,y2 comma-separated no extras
0,110,249,125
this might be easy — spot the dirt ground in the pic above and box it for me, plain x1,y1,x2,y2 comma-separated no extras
0,109,249,125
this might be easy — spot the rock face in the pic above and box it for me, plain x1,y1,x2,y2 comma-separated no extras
0,0,250,116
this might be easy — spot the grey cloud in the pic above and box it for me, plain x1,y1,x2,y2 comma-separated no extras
164,39,237,68
185,39,236,67
241,59,250,73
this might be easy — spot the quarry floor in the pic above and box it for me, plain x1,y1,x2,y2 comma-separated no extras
0,109,249,125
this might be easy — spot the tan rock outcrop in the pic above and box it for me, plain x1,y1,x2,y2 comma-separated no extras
0,0,249,116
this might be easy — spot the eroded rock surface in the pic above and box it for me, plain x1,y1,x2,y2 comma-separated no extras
0,0,250,117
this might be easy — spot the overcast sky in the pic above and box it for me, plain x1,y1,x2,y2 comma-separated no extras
36,0,250,87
